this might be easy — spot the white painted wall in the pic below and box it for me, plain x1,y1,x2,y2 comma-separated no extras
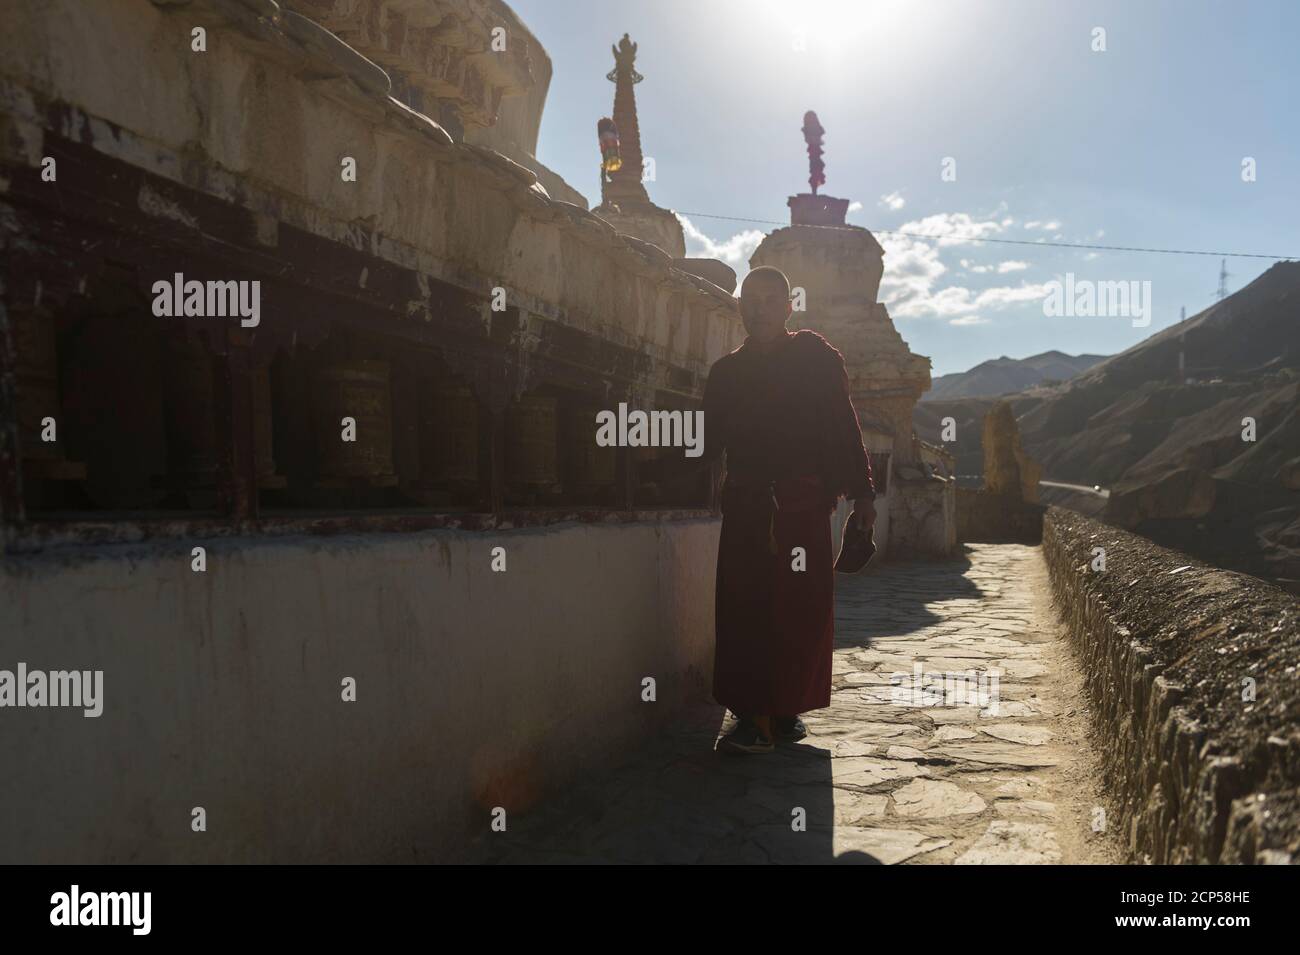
0,518,721,862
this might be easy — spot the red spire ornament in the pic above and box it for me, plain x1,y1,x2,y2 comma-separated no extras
802,110,826,195
788,110,850,226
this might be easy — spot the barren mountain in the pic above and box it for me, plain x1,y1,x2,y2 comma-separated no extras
916,261,1300,591
922,350,1107,401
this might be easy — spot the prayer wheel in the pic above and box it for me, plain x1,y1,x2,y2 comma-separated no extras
314,359,395,480
252,363,283,487
160,340,281,496
566,404,616,494
13,306,62,463
423,380,479,485
506,394,559,491
64,310,165,509
162,334,218,488
13,306,85,506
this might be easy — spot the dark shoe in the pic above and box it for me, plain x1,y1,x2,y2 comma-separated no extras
717,721,774,755
774,715,808,743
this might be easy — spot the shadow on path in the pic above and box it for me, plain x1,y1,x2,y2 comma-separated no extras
471,554,993,864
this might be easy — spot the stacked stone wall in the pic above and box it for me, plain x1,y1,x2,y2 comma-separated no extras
1042,506,1299,863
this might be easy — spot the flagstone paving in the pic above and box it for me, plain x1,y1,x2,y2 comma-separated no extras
473,543,1122,864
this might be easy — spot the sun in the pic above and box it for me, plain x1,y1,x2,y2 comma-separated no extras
755,0,922,53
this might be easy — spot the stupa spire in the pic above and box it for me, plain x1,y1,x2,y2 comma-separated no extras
605,34,649,204
591,33,685,257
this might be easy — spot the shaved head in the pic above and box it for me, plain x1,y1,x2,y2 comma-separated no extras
741,266,790,297
739,266,792,344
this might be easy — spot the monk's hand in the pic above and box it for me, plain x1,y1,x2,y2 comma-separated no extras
853,498,876,530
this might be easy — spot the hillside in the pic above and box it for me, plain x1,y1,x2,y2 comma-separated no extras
915,261,1300,591
922,350,1106,401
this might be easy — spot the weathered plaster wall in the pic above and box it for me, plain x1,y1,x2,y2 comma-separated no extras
0,1,738,863
0,0,741,380
887,478,957,560
592,203,687,259
0,517,721,862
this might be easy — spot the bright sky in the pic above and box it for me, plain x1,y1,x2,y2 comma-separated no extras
511,0,1298,376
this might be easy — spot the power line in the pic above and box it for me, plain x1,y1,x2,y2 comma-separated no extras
672,210,1295,260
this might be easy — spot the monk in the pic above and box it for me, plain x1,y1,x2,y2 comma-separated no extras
703,266,876,754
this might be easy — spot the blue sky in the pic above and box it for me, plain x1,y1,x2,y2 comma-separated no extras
511,0,1298,376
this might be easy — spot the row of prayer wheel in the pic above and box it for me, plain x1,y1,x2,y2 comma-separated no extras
12,315,281,509
12,313,620,509
308,361,617,497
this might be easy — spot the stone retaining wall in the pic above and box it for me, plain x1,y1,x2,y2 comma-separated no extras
1041,506,1299,863
956,488,1043,543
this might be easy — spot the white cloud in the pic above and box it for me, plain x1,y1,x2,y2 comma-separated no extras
962,259,1025,274
892,281,1051,320
676,214,766,285
879,211,1053,323
879,191,906,211
847,200,863,213
969,283,1054,307
674,209,1056,325
878,235,949,310
897,211,1006,246
1024,219,1062,231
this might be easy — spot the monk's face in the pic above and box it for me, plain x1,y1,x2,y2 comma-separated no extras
739,272,792,343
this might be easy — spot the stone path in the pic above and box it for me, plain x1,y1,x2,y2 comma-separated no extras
473,543,1120,864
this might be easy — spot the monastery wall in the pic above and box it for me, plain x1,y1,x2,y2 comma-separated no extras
0,0,741,860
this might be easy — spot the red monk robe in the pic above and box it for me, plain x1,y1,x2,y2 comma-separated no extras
702,328,875,717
